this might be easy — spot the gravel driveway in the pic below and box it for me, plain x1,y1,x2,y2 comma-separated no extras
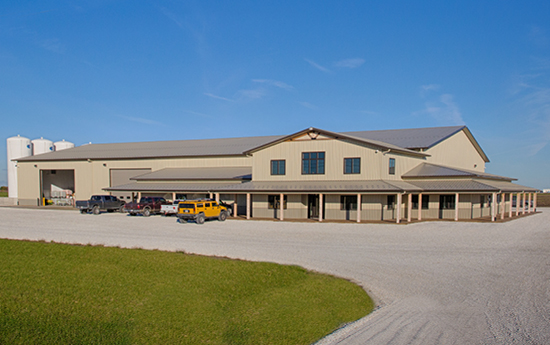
0,207,548,345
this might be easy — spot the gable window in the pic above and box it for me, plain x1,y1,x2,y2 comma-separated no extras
411,195,429,209
302,152,325,174
271,160,286,175
340,195,357,210
389,158,396,175
268,195,287,209
344,158,360,174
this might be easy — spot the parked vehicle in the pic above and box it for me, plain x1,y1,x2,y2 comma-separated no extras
76,195,125,215
177,200,228,224
161,199,186,216
124,197,170,217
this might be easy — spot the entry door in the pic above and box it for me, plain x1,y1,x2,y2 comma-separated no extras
308,194,325,219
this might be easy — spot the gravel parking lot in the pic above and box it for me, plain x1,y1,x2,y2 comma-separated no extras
0,207,548,345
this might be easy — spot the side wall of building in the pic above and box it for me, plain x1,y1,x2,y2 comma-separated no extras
424,130,486,172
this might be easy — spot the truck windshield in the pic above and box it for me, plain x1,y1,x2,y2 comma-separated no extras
179,204,195,209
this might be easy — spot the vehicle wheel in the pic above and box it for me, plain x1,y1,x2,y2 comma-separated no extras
196,213,205,224
119,205,125,213
143,208,151,217
218,211,227,222
80,209,87,214
92,206,100,215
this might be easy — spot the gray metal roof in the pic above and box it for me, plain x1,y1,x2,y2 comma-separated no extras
407,179,539,192
17,135,284,162
131,167,252,181
343,126,465,149
403,163,515,181
105,182,242,192
17,125,483,162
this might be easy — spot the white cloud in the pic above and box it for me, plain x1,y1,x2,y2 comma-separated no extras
239,89,265,99
420,84,441,97
304,58,330,73
252,79,294,90
41,38,65,54
117,115,164,126
299,101,317,109
204,93,234,102
334,58,365,68
414,93,465,125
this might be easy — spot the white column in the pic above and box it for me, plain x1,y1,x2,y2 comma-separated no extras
534,193,538,212
279,193,284,221
319,194,323,222
407,193,412,222
508,193,513,218
356,193,362,223
516,193,521,216
418,193,423,221
522,193,526,215
172,192,176,201
528,193,532,213
137,192,141,200
455,193,459,221
396,193,401,224
491,192,496,221
209,192,213,199
246,193,251,220
500,193,505,220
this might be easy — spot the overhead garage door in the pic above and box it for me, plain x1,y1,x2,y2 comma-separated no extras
110,168,151,201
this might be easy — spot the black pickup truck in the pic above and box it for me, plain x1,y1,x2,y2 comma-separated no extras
76,195,126,214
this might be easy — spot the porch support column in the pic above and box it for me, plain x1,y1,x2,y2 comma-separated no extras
528,193,532,213
455,193,459,221
516,193,521,216
246,193,251,220
233,194,238,217
356,193,362,223
319,194,323,222
137,192,141,200
491,192,497,222
508,193,513,218
279,193,284,221
396,193,401,224
500,193,505,220
418,193,423,221
209,192,213,199
172,192,176,201
534,193,538,212
407,193,412,222
522,193,526,215
215,193,219,202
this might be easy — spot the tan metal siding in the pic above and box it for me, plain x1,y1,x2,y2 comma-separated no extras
252,138,425,181
425,130,486,171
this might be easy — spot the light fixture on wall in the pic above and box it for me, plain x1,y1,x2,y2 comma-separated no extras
103,163,107,167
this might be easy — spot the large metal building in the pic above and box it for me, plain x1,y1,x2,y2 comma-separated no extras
12,126,539,222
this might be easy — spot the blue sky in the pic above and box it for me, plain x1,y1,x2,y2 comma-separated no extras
1,1,549,189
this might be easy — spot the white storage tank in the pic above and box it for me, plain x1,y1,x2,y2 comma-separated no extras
6,135,33,199
54,139,75,151
32,137,54,155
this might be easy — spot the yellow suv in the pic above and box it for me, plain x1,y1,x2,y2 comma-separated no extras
177,200,229,224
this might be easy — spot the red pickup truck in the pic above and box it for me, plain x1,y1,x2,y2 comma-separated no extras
124,197,170,217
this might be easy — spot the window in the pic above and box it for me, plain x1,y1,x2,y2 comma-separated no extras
302,152,325,174
344,158,360,174
268,195,287,209
387,195,396,209
389,158,395,175
340,195,357,210
440,195,456,209
271,160,286,175
411,195,429,209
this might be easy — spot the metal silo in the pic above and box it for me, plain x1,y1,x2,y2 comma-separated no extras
32,137,54,155
6,135,33,198
54,139,75,151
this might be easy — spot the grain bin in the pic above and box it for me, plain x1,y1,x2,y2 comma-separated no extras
31,137,54,155
6,135,33,198
54,139,75,151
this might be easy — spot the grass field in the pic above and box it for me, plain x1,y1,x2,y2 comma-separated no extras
0,239,373,345
0,191,8,197
536,193,550,207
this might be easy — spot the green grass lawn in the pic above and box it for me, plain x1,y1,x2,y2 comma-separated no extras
0,191,8,197
0,239,374,344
